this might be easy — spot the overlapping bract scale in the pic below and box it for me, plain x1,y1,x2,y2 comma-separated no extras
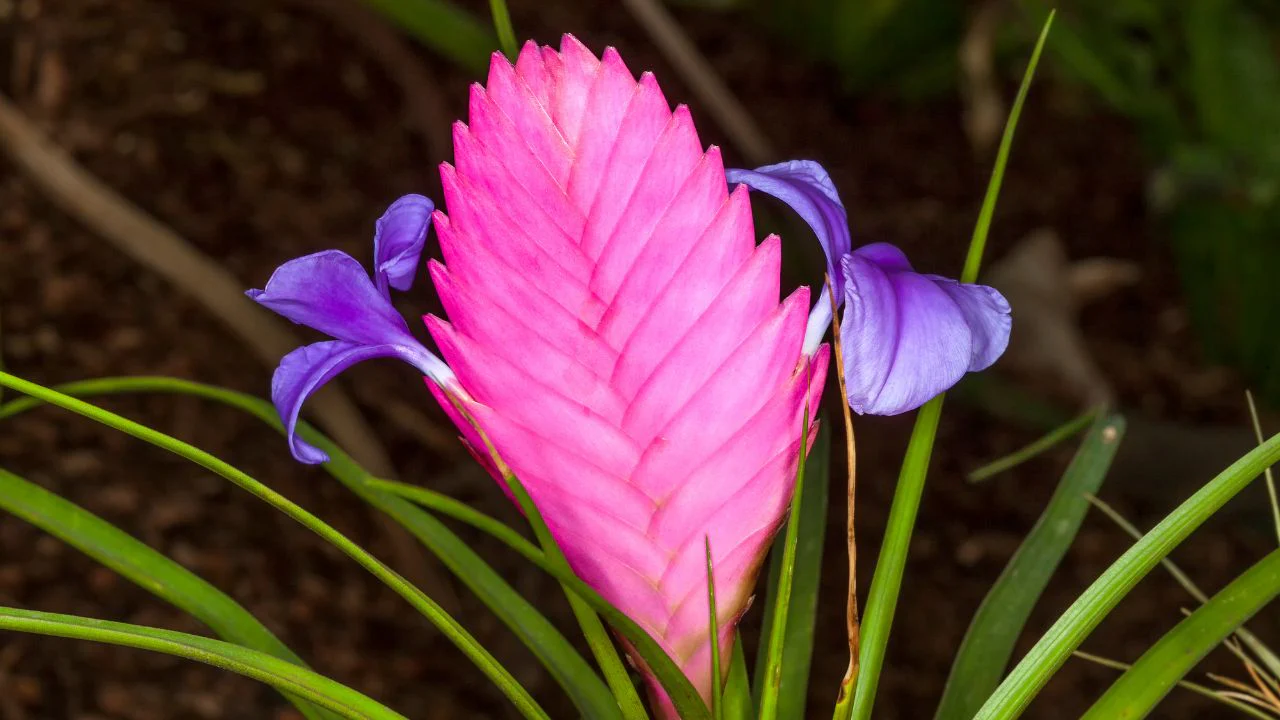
426,37,826,713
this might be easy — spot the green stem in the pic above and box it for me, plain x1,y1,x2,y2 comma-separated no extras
0,371,548,720
846,397,944,720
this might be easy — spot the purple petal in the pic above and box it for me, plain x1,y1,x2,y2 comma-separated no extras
374,194,434,297
839,245,1011,415
726,160,852,296
272,340,437,463
248,250,414,347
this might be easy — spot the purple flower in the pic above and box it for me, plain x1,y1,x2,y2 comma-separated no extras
728,161,1011,415
246,194,453,463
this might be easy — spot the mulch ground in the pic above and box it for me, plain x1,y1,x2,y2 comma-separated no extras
0,1,1273,718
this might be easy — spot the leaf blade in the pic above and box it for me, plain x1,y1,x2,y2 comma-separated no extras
934,414,1125,720
974,431,1280,719
1081,548,1280,719
0,467,336,720
0,606,406,720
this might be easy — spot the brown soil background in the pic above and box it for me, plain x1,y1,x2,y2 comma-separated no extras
0,1,1275,718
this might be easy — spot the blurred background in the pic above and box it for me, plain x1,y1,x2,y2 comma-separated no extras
1,0,1278,717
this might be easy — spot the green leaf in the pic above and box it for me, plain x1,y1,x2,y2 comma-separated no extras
757,409,811,720
723,636,753,720
484,446,650,720
845,396,944,720
0,371,549,720
0,467,336,720
708,539,725,720
488,0,518,59
1085,492,1280,699
1074,650,1277,720
367,478,543,560
934,414,1125,720
967,408,1098,483
756,423,829,718
963,9,1053,284
845,15,1052,719
359,0,496,74
974,431,1280,719
1082,548,1280,719
0,606,406,720
0,376,620,720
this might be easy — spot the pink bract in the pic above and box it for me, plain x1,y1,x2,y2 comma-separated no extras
425,36,827,715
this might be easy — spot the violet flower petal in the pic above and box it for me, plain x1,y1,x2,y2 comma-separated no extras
374,194,434,297
247,250,413,346
840,242,1011,415
726,160,852,296
272,340,445,463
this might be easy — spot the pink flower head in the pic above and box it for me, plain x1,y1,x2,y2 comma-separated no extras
249,34,1010,718
427,38,826,713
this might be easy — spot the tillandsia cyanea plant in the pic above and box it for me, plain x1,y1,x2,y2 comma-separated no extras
247,34,1010,716
5,8,1280,720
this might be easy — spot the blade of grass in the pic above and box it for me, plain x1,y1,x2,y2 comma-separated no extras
366,478,542,560
0,370,549,720
708,538,725,720
961,9,1054,284
488,0,518,58
0,467,336,720
444,396,652,720
1086,493,1280,689
1073,651,1277,720
1082,549,1280,719
778,422,831,718
844,15,1053,720
0,376,621,720
1246,391,1280,546
756,408,812,719
967,408,1099,483
0,607,406,720
974,431,1280,719
358,0,496,74
934,414,1125,720
844,396,943,720
723,636,753,720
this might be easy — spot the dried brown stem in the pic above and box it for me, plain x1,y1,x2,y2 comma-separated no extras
826,273,861,690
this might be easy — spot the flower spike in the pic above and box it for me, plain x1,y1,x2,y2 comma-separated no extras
729,162,1012,415
248,200,453,464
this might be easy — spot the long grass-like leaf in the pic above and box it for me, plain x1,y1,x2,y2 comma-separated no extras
962,10,1054,284
724,636,752,720
1082,549,1280,719
757,409,812,719
0,371,548,720
445,394,651,720
0,607,405,720
1073,651,1277,720
843,15,1052,720
0,467,336,720
974,432,1280,719
1086,493,1280,696
0,376,621,720
488,0,518,58
934,414,1125,720
763,423,829,718
708,538,724,720
845,396,944,720
359,0,496,73
967,408,1098,483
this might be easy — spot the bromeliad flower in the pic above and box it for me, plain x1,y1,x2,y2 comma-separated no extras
726,161,1012,415
249,35,1008,718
